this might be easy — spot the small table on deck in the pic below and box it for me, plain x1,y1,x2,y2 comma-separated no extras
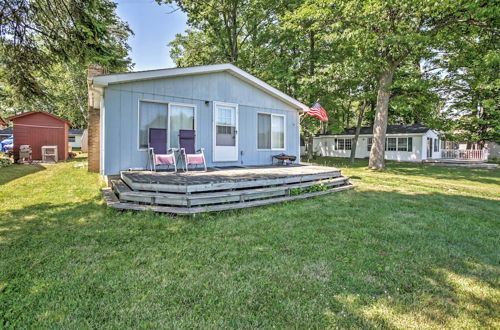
272,153,297,166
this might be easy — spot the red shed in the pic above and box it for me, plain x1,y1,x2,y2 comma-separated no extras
7,111,72,161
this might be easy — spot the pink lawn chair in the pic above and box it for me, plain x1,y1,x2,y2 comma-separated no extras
179,129,206,172
148,128,177,172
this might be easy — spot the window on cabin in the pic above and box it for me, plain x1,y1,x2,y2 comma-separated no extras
367,138,373,151
139,101,168,149
335,138,352,150
169,104,195,148
68,136,76,143
138,101,195,149
397,138,408,151
385,137,397,151
257,113,285,149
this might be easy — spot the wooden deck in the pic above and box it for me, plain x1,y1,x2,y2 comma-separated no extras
104,165,355,215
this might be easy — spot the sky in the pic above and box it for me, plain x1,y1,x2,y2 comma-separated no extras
115,0,188,71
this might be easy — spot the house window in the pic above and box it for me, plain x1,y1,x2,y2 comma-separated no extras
385,138,397,151
68,136,76,143
434,138,439,152
139,101,168,149
257,113,285,149
335,138,352,150
397,138,408,151
138,101,195,149
367,138,373,151
169,103,195,148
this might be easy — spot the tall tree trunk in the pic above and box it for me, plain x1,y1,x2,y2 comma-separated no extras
369,67,395,169
350,100,368,163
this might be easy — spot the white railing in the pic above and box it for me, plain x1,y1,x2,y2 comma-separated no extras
441,149,489,161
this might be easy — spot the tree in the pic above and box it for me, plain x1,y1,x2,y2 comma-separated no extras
440,21,499,144
289,0,498,169
0,0,132,126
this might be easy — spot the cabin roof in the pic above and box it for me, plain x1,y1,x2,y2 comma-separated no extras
0,127,12,135
91,63,309,112
7,110,72,127
69,128,83,135
325,123,432,136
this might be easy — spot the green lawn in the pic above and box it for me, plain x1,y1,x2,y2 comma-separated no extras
1,155,499,328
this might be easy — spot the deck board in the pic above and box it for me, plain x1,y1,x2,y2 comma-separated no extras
121,165,341,185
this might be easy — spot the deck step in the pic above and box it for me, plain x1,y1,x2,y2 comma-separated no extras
111,176,351,207
103,183,356,215
120,169,342,193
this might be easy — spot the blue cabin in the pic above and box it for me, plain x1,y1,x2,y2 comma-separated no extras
88,64,308,175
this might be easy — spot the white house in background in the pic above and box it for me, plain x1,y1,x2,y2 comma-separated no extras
68,128,83,149
313,124,442,162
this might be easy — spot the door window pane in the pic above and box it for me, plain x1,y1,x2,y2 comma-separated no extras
258,113,271,149
169,104,195,148
139,101,168,149
271,115,284,149
216,105,236,146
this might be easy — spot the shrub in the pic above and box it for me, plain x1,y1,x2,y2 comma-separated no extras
0,158,12,168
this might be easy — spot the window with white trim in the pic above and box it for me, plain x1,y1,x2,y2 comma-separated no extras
385,137,397,151
434,138,439,152
335,138,352,150
68,136,76,143
257,113,285,149
367,138,373,151
397,137,408,151
139,101,168,149
169,104,195,148
138,100,195,149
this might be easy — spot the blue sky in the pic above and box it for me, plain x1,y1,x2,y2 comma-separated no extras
115,0,188,71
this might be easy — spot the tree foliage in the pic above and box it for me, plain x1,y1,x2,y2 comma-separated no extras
0,0,132,127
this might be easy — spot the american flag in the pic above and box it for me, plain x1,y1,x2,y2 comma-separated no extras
306,102,328,122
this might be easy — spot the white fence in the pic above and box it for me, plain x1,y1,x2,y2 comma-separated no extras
441,149,489,161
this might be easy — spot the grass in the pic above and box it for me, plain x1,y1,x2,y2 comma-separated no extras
0,154,499,328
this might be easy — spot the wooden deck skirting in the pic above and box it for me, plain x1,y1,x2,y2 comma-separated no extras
105,165,355,215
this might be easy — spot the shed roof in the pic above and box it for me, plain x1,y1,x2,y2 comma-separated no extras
69,128,83,135
327,123,431,136
7,110,72,127
0,127,12,135
91,63,309,112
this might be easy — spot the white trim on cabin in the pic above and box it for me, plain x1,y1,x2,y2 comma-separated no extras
256,112,286,151
91,64,309,112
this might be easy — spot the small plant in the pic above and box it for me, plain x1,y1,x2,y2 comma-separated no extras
0,158,12,168
289,184,328,196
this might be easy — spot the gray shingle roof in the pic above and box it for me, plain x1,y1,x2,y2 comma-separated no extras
0,127,12,135
69,128,83,135
330,123,430,136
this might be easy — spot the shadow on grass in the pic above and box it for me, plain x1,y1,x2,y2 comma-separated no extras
312,156,500,186
0,163,46,186
0,189,498,328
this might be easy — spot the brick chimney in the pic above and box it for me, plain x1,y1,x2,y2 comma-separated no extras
87,64,105,173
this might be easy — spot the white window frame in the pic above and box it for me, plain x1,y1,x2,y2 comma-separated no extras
168,101,197,150
334,138,352,151
137,99,197,151
256,112,286,151
397,137,408,151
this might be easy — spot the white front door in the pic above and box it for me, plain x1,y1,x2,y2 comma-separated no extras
213,102,238,162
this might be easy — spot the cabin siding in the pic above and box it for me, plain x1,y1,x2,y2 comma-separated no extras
102,72,300,175
313,133,426,162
